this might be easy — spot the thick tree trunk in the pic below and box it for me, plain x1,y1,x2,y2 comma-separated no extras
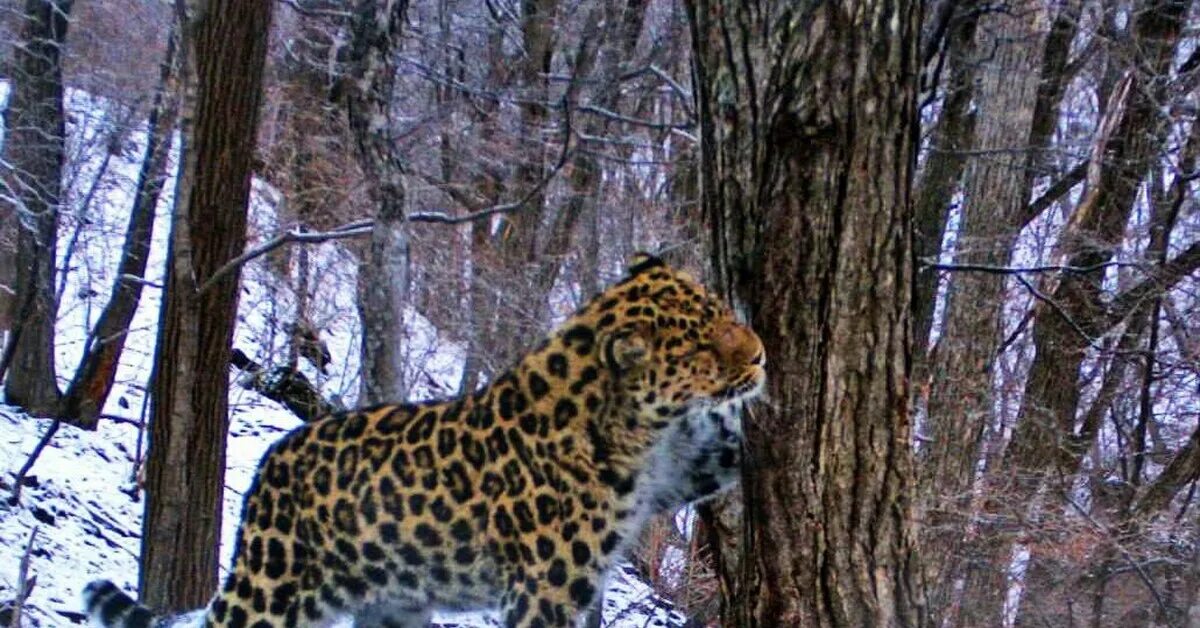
346,0,410,405
1,0,73,415
60,27,179,429
689,2,925,625
139,0,273,612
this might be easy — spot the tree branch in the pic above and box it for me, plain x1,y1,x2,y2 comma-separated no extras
197,220,372,293
199,95,573,295
923,259,1136,275
1134,422,1200,519
1061,491,1169,617
1012,273,1101,350
8,421,59,506
1021,159,1089,226
1105,239,1200,329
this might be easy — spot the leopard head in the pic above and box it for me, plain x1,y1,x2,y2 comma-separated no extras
579,253,765,430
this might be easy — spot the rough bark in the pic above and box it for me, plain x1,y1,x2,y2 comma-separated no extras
689,1,925,625
961,2,1188,622
345,0,411,405
917,3,1049,618
1,0,73,415
139,0,273,612
60,26,179,429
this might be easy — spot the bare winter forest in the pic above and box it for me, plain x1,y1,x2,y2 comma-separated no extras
1,0,1199,626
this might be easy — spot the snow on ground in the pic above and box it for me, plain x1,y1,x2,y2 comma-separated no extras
0,86,688,626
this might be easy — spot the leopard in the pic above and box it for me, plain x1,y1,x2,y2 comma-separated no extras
83,253,765,628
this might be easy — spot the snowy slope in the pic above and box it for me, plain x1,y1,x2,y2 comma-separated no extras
0,87,688,626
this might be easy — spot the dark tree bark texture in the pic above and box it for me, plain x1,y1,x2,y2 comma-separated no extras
688,1,925,625
1,0,74,414
140,0,273,613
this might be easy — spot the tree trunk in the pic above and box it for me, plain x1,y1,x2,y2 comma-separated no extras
487,0,560,369
911,1,979,370
139,0,273,612
961,2,1188,622
454,19,506,395
919,3,1049,620
1,0,73,415
689,1,925,625
60,26,179,429
345,0,410,405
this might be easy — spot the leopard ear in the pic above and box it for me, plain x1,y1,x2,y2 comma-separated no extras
626,252,666,277
602,330,650,375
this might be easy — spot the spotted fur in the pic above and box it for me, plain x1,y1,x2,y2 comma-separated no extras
85,254,764,628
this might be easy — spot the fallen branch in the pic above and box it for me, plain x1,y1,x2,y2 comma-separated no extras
8,421,59,506
9,526,38,628
230,349,338,422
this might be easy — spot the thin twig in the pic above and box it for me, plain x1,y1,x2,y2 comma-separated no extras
575,104,692,130
1012,273,1100,350
9,526,38,628
924,259,1137,275
1060,491,1169,618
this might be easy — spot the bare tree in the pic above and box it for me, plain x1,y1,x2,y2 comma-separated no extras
139,0,273,612
689,1,925,624
918,2,1051,617
58,24,179,429
961,1,1192,622
344,0,411,404
0,0,73,414
911,0,980,369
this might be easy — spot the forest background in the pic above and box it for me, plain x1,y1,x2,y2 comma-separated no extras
1,0,1199,626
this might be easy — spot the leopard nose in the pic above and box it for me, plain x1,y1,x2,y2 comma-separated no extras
713,321,763,367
